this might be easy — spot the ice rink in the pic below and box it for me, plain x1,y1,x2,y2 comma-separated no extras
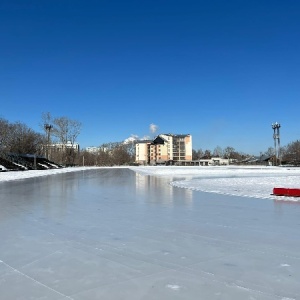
0,167,300,299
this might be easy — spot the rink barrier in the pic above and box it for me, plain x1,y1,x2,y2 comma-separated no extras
273,187,300,197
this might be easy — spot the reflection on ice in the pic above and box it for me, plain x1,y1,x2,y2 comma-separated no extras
135,173,193,207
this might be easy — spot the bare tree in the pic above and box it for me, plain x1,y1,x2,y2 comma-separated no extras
213,146,223,157
79,141,134,166
42,115,81,165
41,112,53,130
0,118,11,155
264,147,275,157
203,149,212,159
224,146,235,159
192,148,203,160
123,141,136,162
52,117,81,145
111,145,131,165
282,140,300,165
98,148,112,166
5,122,44,155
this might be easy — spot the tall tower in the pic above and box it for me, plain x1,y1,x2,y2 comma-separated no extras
272,122,281,165
44,123,53,160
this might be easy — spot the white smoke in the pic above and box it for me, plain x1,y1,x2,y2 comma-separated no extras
124,134,152,144
124,134,139,144
149,123,158,134
141,135,150,140
124,125,158,144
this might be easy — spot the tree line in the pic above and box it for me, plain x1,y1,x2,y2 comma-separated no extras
192,144,300,165
0,114,82,166
0,118,45,156
0,114,136,166
1,114,300,166
79,142,136,166
192,146,248,161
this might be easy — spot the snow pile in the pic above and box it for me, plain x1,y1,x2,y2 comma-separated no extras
0,166,103,182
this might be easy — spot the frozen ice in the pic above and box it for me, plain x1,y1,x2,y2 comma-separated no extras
0,166,300,299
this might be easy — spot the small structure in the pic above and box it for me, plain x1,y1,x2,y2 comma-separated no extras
197,157,231,166
273,187,300,197
85,146,100,153
239,155,276,166
49,141,80,152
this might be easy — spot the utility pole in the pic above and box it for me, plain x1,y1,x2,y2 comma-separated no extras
272,122,281,166
44,123,53,160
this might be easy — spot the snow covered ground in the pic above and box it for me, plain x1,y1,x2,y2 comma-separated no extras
130,166,300,202
0,166,83,182
0,166,120,182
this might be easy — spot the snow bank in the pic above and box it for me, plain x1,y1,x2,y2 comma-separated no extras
130,166,300,201
0,166,103,182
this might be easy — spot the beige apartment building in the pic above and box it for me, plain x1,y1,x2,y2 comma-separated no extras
135,134,192,165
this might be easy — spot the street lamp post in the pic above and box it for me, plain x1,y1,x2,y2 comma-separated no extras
272,122,281,166
44,123,53,160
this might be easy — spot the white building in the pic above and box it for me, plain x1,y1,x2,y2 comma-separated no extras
135,134,192,165
198,157,231,166
50,141,80,152
85,146,100,153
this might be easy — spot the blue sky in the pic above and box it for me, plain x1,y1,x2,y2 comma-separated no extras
0,0,299,155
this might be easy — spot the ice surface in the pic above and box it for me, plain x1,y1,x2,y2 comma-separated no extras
0,167,300,299
2,165,300,202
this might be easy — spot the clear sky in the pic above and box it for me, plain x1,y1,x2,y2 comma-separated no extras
0,0,299,155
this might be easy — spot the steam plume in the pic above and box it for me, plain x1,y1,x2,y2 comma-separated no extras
149,123,158,134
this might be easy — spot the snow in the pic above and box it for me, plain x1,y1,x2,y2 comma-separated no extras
130,166,300,202
0,166,112,182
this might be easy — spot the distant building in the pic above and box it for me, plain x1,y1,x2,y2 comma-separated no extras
198,157,231,166
135,140,152,164
85,146,99,153
135,134,192,165
49,141,80,152
240,155,275,166
85,146,108,153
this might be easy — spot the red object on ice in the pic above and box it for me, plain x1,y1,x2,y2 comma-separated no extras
273,187,300,197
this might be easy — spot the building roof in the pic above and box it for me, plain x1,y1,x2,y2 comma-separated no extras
136,140,152,144
136,134,191,145
161,133,190,137
153,136,168,144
